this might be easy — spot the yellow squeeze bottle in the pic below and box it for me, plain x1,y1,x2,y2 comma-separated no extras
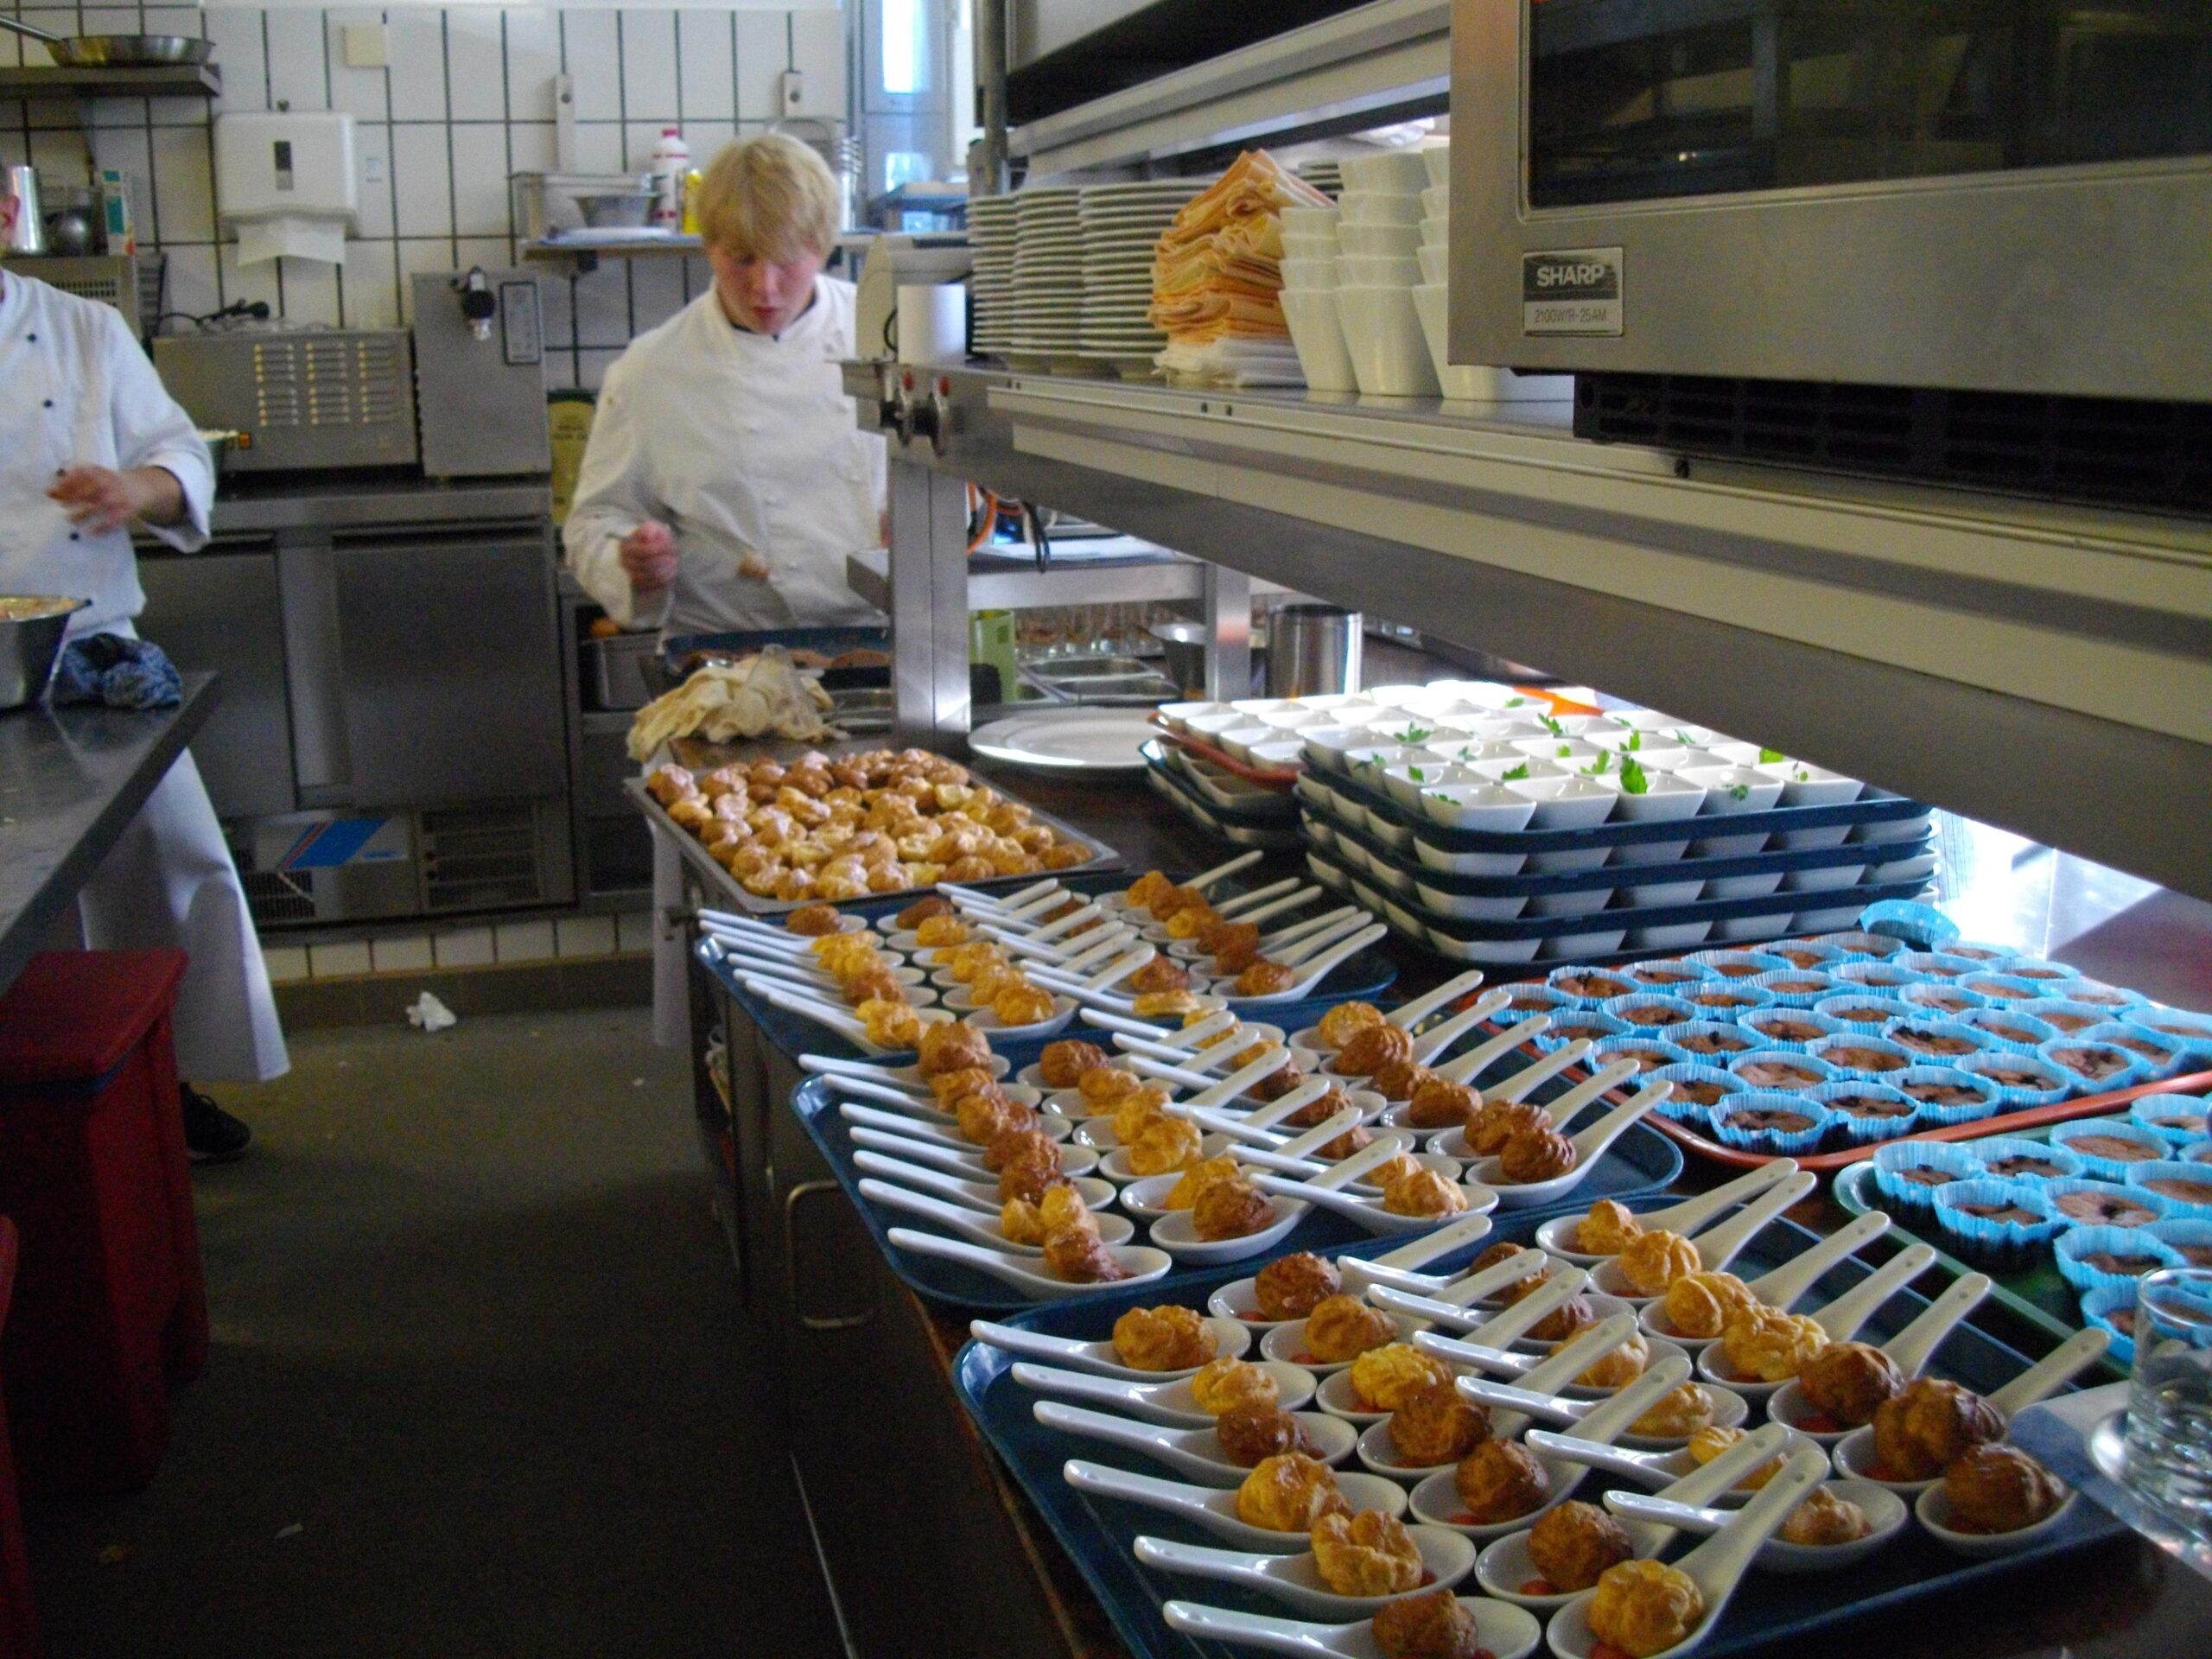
682,169,703,235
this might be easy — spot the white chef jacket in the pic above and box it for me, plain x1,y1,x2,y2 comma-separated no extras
563,276,887,639
0,272,288,1085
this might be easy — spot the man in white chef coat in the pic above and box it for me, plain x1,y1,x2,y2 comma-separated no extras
563,133,887,636
0,174,286,1159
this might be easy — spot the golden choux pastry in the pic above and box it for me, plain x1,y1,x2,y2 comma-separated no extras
1079,1066,1146,1108
1163,904,1215,939
1313,1123,1375,1163
913,913,971,947
1471,1241,1553,1304
957,1092,1034,1148
1127,1115,1205,1177
1215,1403,1317,1468
929,1065,997,1103
1371,1587,1485,1659
1166,1155,1242,1210
918,1019,993,1077
1498,1127,1577,1185
1778,1486,1873,1547
1688,1425,1782,1490
1388,1380,1489,1466
1253,1252,1341,1321
1871,1378,2005,1482
1382,1163,1469,1218
1587,1558,1705,1659
1576,1198,1647,1255
1311,1510,1424,1598
783,901,842,936
1192,1357,1281,1417
1233,959,1299,996
1000,1184,1094,1245
1465,1099,1553,1158
995,1149,1065,1207
1568,1330,1651,1390
1193,1175,1277,1242
1453,1439,1551,1524
1369,1058,1433,1103
1128,955,1192,995
1249,1064,1312,1103
857,998,925,1050
1350,1344,1456,1412
1038,1039,1108,1089
991,982,1058,1027
1124,869,1172,907
1133,988,1205,1018
1943,1444,2067,1533
1332,1021,1414,1076
1303,1294,1397,1363
1528,1499,1636,1592
1617,1230,1702,1296
1111,1304,1217,1372
1799,1340,1907,1428
1041,1224,1128,1283
985,1123,1058,1176
1235,1452,1351,1533
1662,1270,1760,1340
1629,1382,1717,1440
1405,1074,1480,1130
1111,1088,1174,1147
1282,1085,1356,1128
1318,1001,1387,1048
1718,1306,1830,1384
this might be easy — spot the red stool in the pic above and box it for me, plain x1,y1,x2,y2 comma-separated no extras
0,950,205,1496
0,1220,41,1657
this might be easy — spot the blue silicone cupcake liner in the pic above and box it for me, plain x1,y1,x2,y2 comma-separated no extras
2145,1218,2212,1270
2063,979,2152,1014
1726,1047,1840,1092
1543,965,1644,1006
1955,1050,2073,1109
1764,941,1853,972
1600,993,1701,1033
1686,949,1790,981
1812,993,1914,1035
1941,941,2016,964
1830,959,1921,990
1592,1036,1694,1078
2056,1224,2185,1298
2048,1117,2171,1179
2080,1020,2190,1082
1955,1007,2059,1054
1709,1090,1837,1156
1967,1136,2087,1185
1738,1007,1845,1052
2036,1036,2147,1095
2132,1007,2212,1063
1895,1065,2003,1128
1989,955,2081,987
1897,980,1991,1017
2184,1140,2212,1166
1811,931,1908,959
2131,1163,2212,1221
1678,981,1777,1017
1958,971,2046,1005
1498,984,1583,1022
1645,1062,1745,1128
2014,998,2111,1039
1808,1033,1914,1080
1933,1177,2066,1272
1808,1078,1920,1146
2044,1177,2174,1233
1537,1008,1630,1052
1872,1140,1986,1217
1748,968,1843,1008
1882,1017,1994,1065
2079,1281,2139,1367
1670,1020,1758,1061
1898,950,1978,979
2130,1093,2212,1146
1625,957,1717,989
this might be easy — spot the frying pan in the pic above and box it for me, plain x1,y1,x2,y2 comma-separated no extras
0,16,214,67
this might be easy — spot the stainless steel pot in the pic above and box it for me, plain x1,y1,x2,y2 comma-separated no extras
0,16,215,67
1264,603,1363,698
0,597,89,709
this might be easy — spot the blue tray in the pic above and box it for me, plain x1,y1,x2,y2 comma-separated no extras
949,1207,2126,1659
789,1075,1681,1314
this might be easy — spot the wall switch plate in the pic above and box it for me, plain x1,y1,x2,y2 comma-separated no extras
342,23,390,69
363,153,385,185
779,68,805,115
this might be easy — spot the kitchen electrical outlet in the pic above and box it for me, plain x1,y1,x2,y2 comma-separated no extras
779,69,804,115
363,153,385,185
343,23,389,69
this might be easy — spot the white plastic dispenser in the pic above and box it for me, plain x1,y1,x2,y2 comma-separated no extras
215,112,359,266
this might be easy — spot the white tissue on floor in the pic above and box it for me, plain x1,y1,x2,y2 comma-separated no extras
406,992,457,1033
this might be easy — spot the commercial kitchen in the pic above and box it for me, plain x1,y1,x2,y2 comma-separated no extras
0,2,2209,1656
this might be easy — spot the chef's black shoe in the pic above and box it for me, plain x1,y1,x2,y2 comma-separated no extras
181,1084,252,1164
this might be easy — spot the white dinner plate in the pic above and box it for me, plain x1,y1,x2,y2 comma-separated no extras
967,712,1161,773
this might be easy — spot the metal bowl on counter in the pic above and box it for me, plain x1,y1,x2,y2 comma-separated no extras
0,596,89,709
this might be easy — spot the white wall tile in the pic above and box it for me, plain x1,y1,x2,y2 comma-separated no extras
150,124,217,246
264,9,332,113
538,270,574,347
145,7,205,40
734,11,789,120
576,346,624,391
677,11,735,124
790,9,845,122
340,238,401,328
621,9,680,124
351,120,396,238
369,934,434,973
162,244,221,327
616,911,656,954
682,120,735,170
28,129,92,192
454,234,512,276
89,124,153,224
493,918,556,963
262,944,308,983
508,120,557,178
82,7,143,34
541,350,580,391
563,10,623,121
397,236,461,324
218,241,283,316
555,914,618,957
569,121,624,175
0,132,24,171
308,939,372,978
282,258,343,327
205,9,270,116
391,123,454,238
570,258,630,346
622,119,672,173
325,9,391,121
629,253,686,333
84,97,146,130
387,9,450,124
434,925,495,968
447,10,507,124
450,124,512,236
502,7,563,124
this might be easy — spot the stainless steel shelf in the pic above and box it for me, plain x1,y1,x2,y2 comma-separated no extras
0,63,220,98
844,545,1209,612
852,359,2212,899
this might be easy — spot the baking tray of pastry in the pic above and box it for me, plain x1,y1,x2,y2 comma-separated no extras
786,1076,1682,1314
948,1208,2127,1659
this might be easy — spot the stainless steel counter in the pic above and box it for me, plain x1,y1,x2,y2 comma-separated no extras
207,476,551,535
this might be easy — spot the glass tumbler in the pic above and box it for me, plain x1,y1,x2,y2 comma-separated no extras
2124,1267,2212,1541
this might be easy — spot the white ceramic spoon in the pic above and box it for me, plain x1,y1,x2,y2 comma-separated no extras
1179,1080,1343,1142
1285,969,1491,1053
1545,1448,1831,1659
1127,1045,1301,1109
1588,1171,1820,1303
1439,1313,1640,1428
837,1100,1073,1150
1214,876,1312,919
1389,1266,1594,1352
1248,1135,1496,1236
1536,1160,1802,1263
1469,1079,1670,1211
1915,1478,2082,1560
1366,1350,1693,1486
699,904,868,939
1135,1526,1478,1618
823,1071,1042,1120
970,1315,1250,1382
799,1050,1013,1090
1700,1259,1988,1404
1423,1017,1556,1092
1150,1193,1314,1265
843,1122,1101,1181
1065,1460,1408,1554
1225,925,1393,1007
885,1227,1169,1299
1024,947,1160,1003
852,1150,1114,1216
1523,1420,1812,1499
1338,1237,1540,1300
1017,1358,1319,1427
857,1179,1137,1251
1607,1477,1910,1576
1162,1594,1542,1659
1033,1401,1357,1484
941,875,1062,914
1453,1366,1752,1455
1112,1029,1307,1080
1270,912,1380,971
1639,1211,1894,1348
1403,992,1518,1066
976,918,1138,966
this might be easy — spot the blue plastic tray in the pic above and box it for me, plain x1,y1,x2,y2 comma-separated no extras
787,1075,1681,1314
949,1208,2126,1659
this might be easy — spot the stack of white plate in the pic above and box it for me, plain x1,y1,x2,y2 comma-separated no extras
1076,179,1204,381
1332,149,1439,397
969,194,1018,359
1007,186,1085,372
1278,202,1356,393
1297,159,1344,200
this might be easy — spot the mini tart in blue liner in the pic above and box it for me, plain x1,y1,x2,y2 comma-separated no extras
1813,992,1914,1035
1955,1051,2073,1109
1684,948,1789,980
2129,1094,2212,1147
1709,1090,1835,1157
2128,1162,2212,1222
1599,992,1701,1033
1808,1078,1920,1147
2042,1177,2173,1235
1738,1007,1843,1052
2144,1217,2212,1271
1897,978,1991,1018
1643,1062,1745,1129
1897,950,1979,979
1932,1177,2065,1272
1623,957,1717,989
2049,1116,2170,1181
1871,1140,1986,1217
1954,1007,2058,1054
1543,964,1643,1005
1726,1047,1840,1093
1956,971,2046,1005
1893,1065,2003,1128
1535,1008,1629,1054
1963,1136,2085,1185
1669,1020,1758,1062
1829,958,1921,991
2078,1281,2139,1367
1747,968,1842,1008
1807,1033,1914,1080
1881,1017,1995,1066
2079,1020,2189,1082
2055,1224,2184,1298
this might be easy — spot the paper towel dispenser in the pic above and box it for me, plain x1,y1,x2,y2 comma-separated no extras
215,112,357,264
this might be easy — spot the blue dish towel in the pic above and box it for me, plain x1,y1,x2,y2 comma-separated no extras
49,634,184,709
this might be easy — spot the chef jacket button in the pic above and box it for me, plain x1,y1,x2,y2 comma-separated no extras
69,532,79,542
43,399,53,408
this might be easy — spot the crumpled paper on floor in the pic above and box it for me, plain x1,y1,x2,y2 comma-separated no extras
406,992,457,1033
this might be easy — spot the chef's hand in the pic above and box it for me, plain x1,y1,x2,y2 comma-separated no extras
618,520,680,593
48,466,185,533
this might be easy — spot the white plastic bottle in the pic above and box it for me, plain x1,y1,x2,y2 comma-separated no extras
648,127,690,229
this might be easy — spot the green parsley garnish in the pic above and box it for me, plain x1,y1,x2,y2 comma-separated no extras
1501,762,1530,781
1398,724,1431,745
1728,783,1751,801
1539,714,1566,738
1408,765,1427,783
1624,729,1642,753
1584,752,1612,777
1504,696,1527,708
1794,766,1811,782
1620,756,1649,795
1673,729,1694,747
1758,747,1785,765
1556,744,1573,758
